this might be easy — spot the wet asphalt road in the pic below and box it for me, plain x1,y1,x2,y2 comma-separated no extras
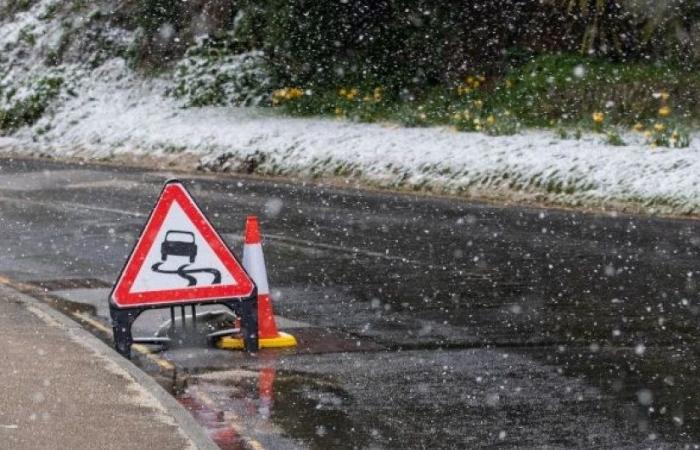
1,156,700,448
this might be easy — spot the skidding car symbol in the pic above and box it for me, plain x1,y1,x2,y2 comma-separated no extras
161,230,197,263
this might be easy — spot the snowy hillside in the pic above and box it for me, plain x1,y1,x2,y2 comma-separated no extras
2,0,700,216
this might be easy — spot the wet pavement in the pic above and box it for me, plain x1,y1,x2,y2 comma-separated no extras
0,156,699,448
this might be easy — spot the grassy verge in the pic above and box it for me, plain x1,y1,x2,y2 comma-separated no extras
272,55,697,148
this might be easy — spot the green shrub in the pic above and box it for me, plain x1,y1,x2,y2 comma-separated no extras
0,77,63,132
169,34,272,107
262,1,547,90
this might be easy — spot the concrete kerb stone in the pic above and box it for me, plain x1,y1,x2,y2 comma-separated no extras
0,284,218,450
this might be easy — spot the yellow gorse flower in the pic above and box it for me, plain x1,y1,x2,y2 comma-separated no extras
458,75,486,95
658,106,671,117
592,111,605,124
338,88,360,101
272,87,304,105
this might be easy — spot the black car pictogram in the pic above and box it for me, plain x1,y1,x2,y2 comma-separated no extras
161,230,197,263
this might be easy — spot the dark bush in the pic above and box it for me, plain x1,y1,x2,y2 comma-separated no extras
259,0,700,91
262,1,552,90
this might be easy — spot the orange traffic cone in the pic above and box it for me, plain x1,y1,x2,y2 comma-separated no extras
218,216,297,349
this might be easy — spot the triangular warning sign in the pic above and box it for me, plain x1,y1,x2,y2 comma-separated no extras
111,180,254,308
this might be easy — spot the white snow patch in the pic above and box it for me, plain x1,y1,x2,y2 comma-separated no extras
6,59,700,216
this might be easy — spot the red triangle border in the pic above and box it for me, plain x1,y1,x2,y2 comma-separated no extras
111,181,254,308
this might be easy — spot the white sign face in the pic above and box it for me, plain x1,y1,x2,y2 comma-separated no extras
130,201,237,292
111,181,254,308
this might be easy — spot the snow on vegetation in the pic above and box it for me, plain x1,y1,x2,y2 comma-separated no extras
2,0,700,216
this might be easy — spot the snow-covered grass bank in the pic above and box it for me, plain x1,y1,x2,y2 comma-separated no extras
2,58,700,217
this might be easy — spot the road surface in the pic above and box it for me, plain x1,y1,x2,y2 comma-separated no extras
0,156,698,448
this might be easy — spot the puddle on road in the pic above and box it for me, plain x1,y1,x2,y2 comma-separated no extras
173,366,372,450
266,371,368,449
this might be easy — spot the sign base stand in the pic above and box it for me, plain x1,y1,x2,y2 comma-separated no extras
110,289,259,359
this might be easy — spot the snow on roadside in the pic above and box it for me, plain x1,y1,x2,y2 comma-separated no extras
3,63,700,216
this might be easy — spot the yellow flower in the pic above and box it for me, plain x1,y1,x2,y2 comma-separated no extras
658,106,671,117
473,100,483,109
659,91,670,101
373,87,383,101
458,85,472,96
339,88,347,97
272,88,289,105
505,79,513,89
477,75,486,82
592,112,605,124
633,122,644,132
345,88,358,100
334,107,344,116
486,115,496,126
654,123,665,132
643,131,652,140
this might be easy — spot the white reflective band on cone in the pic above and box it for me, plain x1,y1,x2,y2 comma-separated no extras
242,243,270,295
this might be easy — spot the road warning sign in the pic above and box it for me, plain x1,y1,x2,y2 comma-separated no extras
111,180,254,308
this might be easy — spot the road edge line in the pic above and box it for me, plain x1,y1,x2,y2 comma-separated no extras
0,282,219,450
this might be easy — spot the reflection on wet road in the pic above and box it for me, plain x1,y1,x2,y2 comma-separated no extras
0,156,699,448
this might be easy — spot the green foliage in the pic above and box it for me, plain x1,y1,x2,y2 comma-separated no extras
490,55,700,127
0,77,63,133
549,0,700,66
270,53,693,147
605,130,626,146
262,1,538,90
18,25,36,46
642,121,691,148
0,0,37,17
169,34,271,107
38,2,59,20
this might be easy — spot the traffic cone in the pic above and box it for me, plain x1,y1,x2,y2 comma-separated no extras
218,216,297,349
